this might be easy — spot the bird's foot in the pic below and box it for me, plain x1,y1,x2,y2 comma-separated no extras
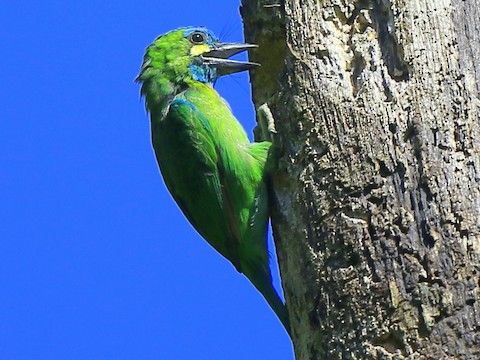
255,103,277,143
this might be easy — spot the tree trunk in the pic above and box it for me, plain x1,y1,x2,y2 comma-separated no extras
241,0,480,359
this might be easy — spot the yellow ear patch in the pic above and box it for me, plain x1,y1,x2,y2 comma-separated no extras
190,44,211,56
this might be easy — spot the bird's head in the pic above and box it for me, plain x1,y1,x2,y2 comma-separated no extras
137,27,258,88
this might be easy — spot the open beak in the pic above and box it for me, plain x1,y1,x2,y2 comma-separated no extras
202,43,260,75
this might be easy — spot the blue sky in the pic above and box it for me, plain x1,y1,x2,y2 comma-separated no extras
1,1,293,359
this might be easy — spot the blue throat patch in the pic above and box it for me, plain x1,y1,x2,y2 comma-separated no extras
189,63,218,84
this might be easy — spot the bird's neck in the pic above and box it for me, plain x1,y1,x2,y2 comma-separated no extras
142,72,214,120
140,73,177,118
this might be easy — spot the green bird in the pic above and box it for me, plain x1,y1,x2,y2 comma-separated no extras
137,27,290,335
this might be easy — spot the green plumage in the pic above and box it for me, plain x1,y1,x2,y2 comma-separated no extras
137,27,290,335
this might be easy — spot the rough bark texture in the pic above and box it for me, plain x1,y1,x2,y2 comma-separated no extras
241,0,480,359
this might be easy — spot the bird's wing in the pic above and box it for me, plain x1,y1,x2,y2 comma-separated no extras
153,98,243,269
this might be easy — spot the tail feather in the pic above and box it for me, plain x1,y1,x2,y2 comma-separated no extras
242,261,291,337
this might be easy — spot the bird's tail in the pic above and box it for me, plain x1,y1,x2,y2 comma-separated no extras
242,261,291,337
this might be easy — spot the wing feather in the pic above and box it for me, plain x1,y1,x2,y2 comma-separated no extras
153,98,242,269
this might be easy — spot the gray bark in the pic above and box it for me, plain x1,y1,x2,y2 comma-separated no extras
241,0,480,359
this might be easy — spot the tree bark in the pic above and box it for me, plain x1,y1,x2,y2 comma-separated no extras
241,1,480,359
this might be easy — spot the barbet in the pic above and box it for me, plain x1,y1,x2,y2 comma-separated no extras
137,27,290,335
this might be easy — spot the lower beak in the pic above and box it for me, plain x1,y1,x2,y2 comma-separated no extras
202,43,260,75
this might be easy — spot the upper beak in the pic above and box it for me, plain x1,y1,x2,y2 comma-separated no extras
202,42,260,75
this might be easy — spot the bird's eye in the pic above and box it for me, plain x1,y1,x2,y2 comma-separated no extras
190,32,206,44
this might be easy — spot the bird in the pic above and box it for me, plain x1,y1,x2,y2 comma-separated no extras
136,26,290,336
